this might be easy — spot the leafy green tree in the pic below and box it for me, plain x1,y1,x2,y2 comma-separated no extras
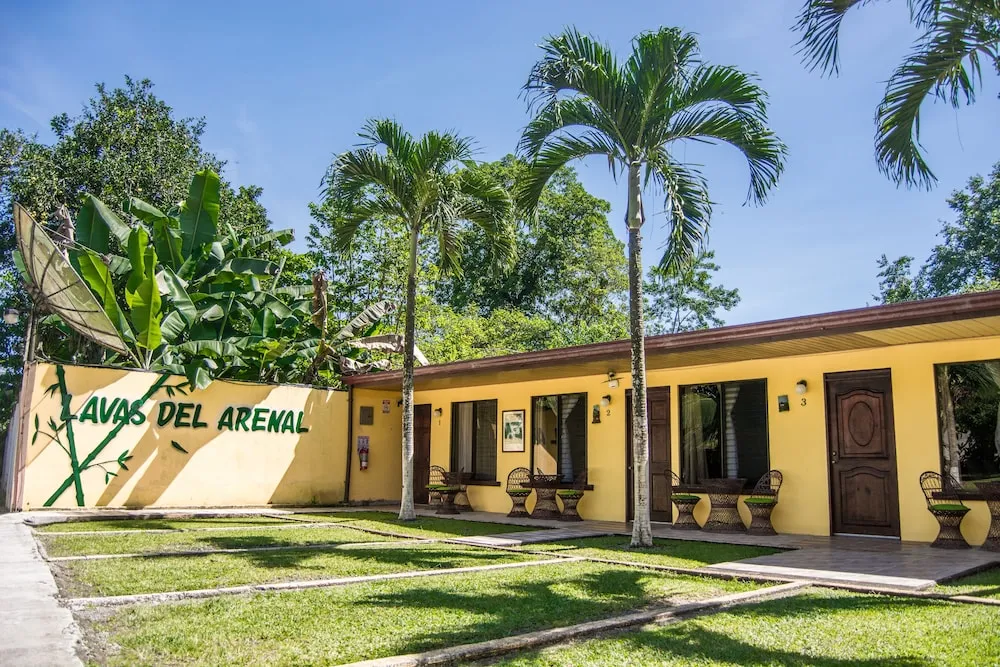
436,158,628,338
322,119,516,521
795,0,1000,189
518,27,786,546
645,251,740,334
0,78,304,426
875,161,1000,303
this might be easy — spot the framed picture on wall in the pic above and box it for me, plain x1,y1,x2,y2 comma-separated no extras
502,410,526,452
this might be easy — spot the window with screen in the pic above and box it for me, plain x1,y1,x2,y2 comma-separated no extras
531,393,587,483
679,379,769,489
935,361,1000,488
450,400,497,481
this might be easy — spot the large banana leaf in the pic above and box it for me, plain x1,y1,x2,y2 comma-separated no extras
179,169,221,257
346,334,429,366
125,241,162,351
77,194,131,251
158,268,196,326
125,197,172,227
152,219,184,271
336,300,395,340
72,249,135,343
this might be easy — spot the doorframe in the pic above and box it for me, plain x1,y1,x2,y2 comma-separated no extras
625,386,671,523
823,368,901,538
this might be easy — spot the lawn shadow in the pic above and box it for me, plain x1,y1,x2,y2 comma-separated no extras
507,591,962,666
356,567,671,656
938,565,1000,599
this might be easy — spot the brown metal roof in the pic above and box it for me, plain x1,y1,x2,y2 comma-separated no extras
344,290,1000,390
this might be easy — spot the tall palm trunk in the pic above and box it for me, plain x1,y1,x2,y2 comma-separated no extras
627,162,653,547
398,224,419,521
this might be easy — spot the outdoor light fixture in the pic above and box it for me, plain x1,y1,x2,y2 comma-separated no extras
795,380,808,395
600,395,612,409
3,308,19,325
433,407,443,418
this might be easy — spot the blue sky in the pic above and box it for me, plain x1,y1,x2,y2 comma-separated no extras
2,1,998,325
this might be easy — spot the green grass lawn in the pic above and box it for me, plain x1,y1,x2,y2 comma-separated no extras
55,542,540,597
499,588,1000,666
523,536,780,569
39,524,393,558
292,511,531,538
84,561,761,665
34,516,293,533
936,565,1000,599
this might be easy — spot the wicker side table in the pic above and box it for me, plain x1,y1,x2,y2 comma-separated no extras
702,478,747,533
529,474,561,519
975,481,1000,552
557,489,585,521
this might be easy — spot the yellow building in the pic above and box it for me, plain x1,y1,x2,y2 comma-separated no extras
346,292,1000,546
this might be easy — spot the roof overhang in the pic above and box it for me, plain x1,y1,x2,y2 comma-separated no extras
344,291,1000,391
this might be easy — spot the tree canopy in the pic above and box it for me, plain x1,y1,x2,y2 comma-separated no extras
875,160,1000,303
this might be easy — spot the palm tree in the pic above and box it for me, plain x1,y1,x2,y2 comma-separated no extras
323,119,515,520
795,0,1000,189
518,27,785,546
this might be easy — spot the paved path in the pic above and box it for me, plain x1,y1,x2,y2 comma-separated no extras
452,527,613,548
0,514,82,666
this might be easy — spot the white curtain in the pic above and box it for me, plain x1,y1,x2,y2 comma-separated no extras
455,402,473,473
724,384,741,479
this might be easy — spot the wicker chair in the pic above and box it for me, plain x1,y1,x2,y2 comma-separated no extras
556,472,588,521
743,470,783,536
449,468,471,511
506,467,532,517
920,471,971,549
427,465,446,506
668,471,702,530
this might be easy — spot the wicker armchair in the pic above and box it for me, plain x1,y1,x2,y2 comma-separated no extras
920,471,970,549
427,465,446,506
556,472,588,521
506,467,532,517
668,471,702,530
743,470,783,536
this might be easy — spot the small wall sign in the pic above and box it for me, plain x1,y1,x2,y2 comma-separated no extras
382,399,391,414
777,395,790,412
501,410,525,452
359,406,374,425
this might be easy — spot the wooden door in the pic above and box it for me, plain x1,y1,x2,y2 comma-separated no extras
626,387,672,522
825,370,900,537
413,404,432,505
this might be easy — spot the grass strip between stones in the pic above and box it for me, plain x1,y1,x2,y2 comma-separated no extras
69,557,579,607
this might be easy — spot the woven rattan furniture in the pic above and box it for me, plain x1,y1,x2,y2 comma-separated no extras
974,480,1000,552
556,473,588,521
448,469,471,511
428,465,446,506
506,467,532,518
428,482,460,515
702,478,747,533
668,471,702,530
920,471,970,549
529,471,561,519
743,470,783,536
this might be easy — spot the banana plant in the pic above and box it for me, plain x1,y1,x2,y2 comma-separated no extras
33,168,412,389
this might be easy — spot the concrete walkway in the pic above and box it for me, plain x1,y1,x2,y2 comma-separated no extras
0,513,81,666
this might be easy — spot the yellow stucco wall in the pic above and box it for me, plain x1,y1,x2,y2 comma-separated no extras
348,388,403,503
18,362,348,509
406,335,1000,545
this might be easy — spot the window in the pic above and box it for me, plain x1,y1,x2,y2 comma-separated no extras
451,400,497,481
679,379,769,489
935,361,1000,488
531,393,587,483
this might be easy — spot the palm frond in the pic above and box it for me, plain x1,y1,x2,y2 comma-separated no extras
358,118,417,165
667,107,787,204
876,1,999,188
794,0,874,76
518,97,627,161
647,154,712,272
517,132,623,213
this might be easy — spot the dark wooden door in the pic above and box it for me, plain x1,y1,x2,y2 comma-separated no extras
413,404,432,505
626,387,672,522
825,370,900,537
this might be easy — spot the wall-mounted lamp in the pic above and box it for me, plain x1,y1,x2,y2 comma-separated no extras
3,308,19,325
600,395,612,409
397,399,403,407
795,380,808,395
606,371,620,390
433,407,443,418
